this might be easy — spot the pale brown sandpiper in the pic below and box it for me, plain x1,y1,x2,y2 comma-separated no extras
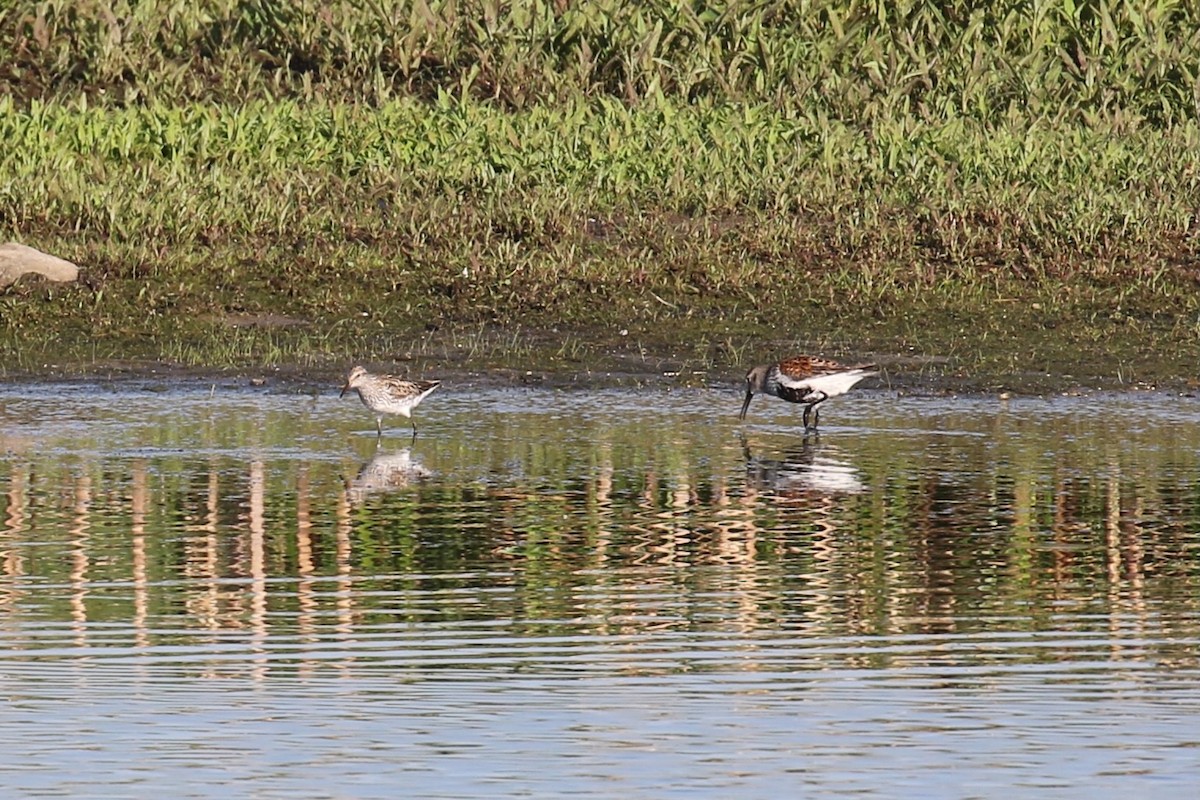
340,365,442,440
740,355,876,432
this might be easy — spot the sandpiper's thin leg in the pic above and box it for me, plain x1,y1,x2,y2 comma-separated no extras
411,419,418,442
376,417,383,438
802,405,812,430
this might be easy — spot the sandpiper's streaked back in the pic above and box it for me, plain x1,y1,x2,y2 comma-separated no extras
739,355,876,432
340,365,442,440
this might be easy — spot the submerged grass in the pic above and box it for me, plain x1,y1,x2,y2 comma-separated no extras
2,2,1200,387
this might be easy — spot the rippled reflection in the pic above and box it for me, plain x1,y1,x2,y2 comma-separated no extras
1,385,1199,795
742,434,866,496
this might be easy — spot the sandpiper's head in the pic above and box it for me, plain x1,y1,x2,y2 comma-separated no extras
740,364,769,420
341,365,368,397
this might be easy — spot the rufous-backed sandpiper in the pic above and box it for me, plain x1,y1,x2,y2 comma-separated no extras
739,355,876,432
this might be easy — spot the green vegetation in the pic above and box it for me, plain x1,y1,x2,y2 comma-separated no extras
2,1,1199,387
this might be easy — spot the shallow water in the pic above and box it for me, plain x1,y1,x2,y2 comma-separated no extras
2,382,1200,798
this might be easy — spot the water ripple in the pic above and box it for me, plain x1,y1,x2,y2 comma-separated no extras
3,385,1200,796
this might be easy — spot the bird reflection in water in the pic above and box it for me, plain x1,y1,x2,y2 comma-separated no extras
346,448,432,504
741,434,864,497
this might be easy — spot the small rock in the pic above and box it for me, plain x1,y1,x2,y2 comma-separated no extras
0,243,80,288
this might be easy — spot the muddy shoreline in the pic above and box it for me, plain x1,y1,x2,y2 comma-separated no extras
3,334,1194,399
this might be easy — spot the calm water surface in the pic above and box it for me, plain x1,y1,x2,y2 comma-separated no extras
2,381,1199,798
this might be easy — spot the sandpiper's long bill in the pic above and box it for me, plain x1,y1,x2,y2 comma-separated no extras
740,355,876,432
340,365,442,440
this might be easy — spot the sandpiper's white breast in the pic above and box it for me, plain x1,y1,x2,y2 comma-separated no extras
796,368,875,398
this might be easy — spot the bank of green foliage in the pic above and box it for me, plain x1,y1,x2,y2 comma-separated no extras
5,0,1200,126
1,2,1199,373
4,94,1197,272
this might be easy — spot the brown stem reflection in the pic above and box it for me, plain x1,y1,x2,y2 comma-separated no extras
296,465,318,679
131,460,149,651
183,465,222,635
1105,456,1150,662
70,472,91,648
248,458,267,680
336,508,353,616
1,463,28,617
